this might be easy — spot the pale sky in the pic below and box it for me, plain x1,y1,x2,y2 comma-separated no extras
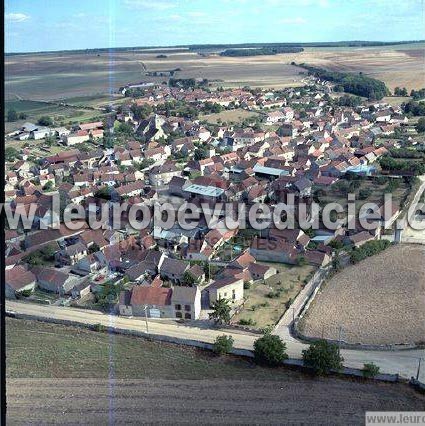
5,0,425,52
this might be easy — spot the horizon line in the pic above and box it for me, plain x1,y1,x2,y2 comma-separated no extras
5,39,425,56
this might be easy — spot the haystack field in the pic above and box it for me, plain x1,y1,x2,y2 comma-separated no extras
298,244,425,346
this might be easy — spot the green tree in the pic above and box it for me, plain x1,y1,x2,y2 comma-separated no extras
38,116,53,126
415,117,425,133
7,108,18,122
302,340,344,375
89,243,100,254
95,186,113,200
363,362,380,378
116,122,134,136
43,180,54,191
181,271,196,286
296,255,308,266
24,244,57,266
213,335,234,355
209,298,231,325
253,333,288,367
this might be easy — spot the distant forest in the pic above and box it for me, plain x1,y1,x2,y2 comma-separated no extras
220,47,304,57
299,64,390,100
6,40,424,56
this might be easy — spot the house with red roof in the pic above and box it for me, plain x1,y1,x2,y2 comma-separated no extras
119,286,173,318
5,266,36,299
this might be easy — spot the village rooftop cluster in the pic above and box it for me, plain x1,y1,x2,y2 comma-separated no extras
4,75,425,322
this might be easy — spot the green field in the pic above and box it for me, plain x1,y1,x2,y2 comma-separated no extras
4,99,107,133
6,318,293,379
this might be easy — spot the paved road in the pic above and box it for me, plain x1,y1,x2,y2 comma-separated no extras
402,175,425,244
6,300,424,381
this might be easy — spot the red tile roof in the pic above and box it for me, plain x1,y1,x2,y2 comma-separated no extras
130,286,172,306
5,266,36,290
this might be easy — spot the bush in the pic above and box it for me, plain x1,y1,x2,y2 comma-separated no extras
266,289,283,299
243,281,251,290
213,335,234,355
238,318,256,326
363,362,380,378
92,323,107,332
254,333,288,367
350,240,391,264
358,188,372,200
302,340,344,375
416,117,425,133
37,116,53,126
5,147,20,162
7,108,18,122
20,289,33,297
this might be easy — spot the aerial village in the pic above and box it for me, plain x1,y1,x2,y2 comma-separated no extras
4,75,422,328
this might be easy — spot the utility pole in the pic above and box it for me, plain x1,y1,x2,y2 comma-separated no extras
144,305,149,333
416,357,422,381
337,326,343,356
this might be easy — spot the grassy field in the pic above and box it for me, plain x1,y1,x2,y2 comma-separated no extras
316,176,411,216
6,318,288,380
4,99,108,133
232,264,315,329
6,43,424,100
381,96,411,107
200,108,261,125
298,244,425,345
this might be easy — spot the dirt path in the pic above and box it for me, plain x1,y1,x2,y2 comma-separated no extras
7,378,425,425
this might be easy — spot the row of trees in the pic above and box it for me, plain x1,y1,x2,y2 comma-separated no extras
213,330,380,377
394,87,408,97
7,108,27,122
402,100,425,117
6,109,54,126
169,78,208,89
210,299,380,376
336,94,363,107
220,47,303,57
299,64,390,100
380,155,425,175
410,88,425,100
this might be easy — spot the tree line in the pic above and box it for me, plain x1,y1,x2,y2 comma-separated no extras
220,47,304,57
298,64,390,100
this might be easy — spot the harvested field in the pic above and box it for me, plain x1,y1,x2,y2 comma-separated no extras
291,44,425,91
299,245,425,345
6,43,424,100
7,378,425,425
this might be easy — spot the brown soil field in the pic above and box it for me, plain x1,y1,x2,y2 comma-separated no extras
7,378,425,424
299,245,425,345
6,318,425,423
6,43,424,100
